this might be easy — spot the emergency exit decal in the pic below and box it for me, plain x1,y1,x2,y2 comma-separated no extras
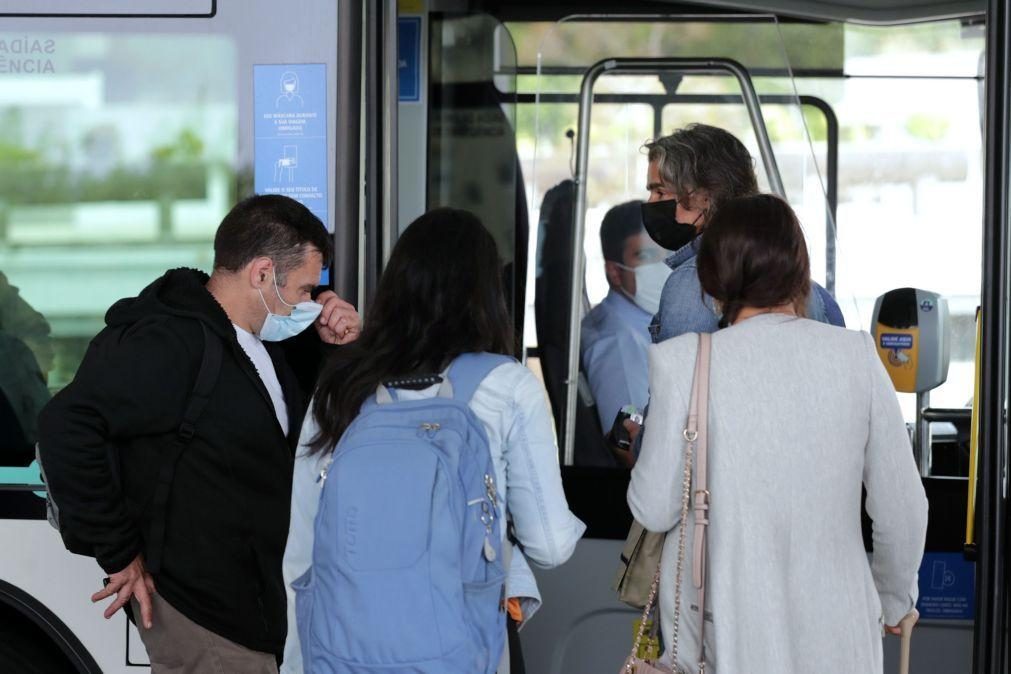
253,63,329,281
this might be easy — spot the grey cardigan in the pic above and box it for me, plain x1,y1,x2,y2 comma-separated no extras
628,314,928,674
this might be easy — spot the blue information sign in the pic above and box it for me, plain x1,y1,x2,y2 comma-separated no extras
253,63,329,283
398,17,422,102
916,552,974,621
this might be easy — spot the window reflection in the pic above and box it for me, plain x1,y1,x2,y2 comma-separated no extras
0,270,50,466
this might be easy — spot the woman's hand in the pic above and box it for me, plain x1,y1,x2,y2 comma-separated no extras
885,609,919,636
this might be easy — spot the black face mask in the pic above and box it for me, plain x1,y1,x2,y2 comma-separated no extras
640,200,701,252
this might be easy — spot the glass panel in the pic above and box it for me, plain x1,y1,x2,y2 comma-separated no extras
792,20,984,421
845,20,984,77
508,18,844,71
427,13,524,350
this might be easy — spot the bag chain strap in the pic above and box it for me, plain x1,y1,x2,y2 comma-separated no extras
668,426,696,673
624,426,696,674
624,333,706,674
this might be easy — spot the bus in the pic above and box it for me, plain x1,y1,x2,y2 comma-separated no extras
0,1,1006,672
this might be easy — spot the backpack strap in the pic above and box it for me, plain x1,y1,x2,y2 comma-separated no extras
445,352,515,404
146,322,223,574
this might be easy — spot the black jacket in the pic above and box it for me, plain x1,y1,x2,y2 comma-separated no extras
38,268,313,655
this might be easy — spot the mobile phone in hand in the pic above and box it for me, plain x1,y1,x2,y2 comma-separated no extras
608,405,643,449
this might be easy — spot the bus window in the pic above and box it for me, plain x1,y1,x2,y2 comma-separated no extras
0,33,239,395
0,3,342,671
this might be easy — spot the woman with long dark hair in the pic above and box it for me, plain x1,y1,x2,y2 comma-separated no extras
281,208,585,673
628,195,926,673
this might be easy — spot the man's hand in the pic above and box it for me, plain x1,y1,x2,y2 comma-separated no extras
314,291,361,345
92,553,156,629
608,419,642,468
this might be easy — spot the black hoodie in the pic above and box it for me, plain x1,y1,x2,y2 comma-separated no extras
38,268,311,655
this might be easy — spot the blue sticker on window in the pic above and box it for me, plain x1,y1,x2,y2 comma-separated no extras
254,63,329,284
916,552,974,621
398,17,422,102
880,333,914,350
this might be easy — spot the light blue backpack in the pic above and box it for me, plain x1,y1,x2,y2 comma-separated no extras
294,353,511,674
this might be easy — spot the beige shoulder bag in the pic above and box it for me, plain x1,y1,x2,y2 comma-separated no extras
621,332,712,674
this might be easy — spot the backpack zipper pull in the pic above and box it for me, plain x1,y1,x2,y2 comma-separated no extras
483,535,497,562
419,422,441,438
480,499,497,561
316,456,334,484
484,474,498,509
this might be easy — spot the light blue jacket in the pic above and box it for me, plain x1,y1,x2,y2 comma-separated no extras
650,238,845,343
580,289,652,429
281,362,586,673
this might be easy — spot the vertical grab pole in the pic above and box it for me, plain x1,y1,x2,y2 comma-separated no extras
382,0,399,264
335,0,363,305
719,59,785,198
564,60,607,465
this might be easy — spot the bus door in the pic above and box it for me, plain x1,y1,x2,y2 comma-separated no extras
0,2,357,672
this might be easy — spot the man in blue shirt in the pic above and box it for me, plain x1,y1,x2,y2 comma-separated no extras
641,124,845,343
581,202,668,435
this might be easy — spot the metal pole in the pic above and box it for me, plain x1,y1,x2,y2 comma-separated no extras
916,390,931,477
364,0,381,309
381,0,398,264
796,95,839,296
334,0,362,304
564,57,787,465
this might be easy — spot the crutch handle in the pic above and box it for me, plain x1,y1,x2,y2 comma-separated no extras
897,610,919,674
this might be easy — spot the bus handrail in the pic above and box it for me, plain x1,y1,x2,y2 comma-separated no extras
565,56,786,465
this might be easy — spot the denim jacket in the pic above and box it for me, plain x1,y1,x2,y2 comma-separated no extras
650,238,845,343
281,362,586,673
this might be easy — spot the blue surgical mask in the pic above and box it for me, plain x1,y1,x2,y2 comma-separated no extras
258,273,322,342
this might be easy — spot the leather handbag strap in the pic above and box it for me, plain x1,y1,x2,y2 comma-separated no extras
622,334,712,674
691,332,712,672
624,335,709,674
665,333,710,673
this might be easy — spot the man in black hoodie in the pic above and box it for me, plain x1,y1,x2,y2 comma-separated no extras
38,195,360,673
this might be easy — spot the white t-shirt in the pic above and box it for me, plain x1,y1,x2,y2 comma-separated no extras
233,324,289,437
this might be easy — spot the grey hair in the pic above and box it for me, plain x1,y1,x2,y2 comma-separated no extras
262,243,312,286
644,123,759,216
